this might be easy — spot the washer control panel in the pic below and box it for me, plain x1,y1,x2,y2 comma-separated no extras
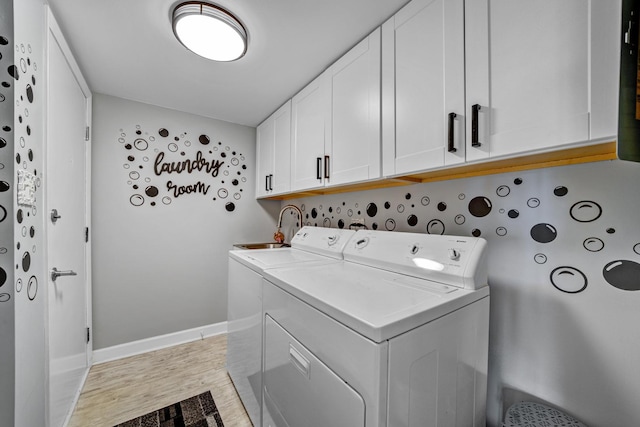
292,227,356,258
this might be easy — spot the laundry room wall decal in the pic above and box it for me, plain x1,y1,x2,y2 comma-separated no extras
118,125,247,211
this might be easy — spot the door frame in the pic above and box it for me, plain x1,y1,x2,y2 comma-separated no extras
43,6,92,427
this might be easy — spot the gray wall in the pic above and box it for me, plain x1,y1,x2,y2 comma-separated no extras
13,0,47,425
0,0,14,423
91,93,279,349
284,159,640,427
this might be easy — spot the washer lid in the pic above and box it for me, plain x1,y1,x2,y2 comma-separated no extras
263,261,489,343
229,248,338,273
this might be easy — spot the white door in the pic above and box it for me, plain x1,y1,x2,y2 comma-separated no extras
465,0,592,161
46,9,91,427
382,0,465,176
329,28,381,187
291,72,330,191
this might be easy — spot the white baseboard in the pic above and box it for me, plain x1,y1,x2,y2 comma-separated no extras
92,322,227,365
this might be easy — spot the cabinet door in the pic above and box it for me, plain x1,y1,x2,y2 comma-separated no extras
291,72,330,191
465,0,619,162
271,101,292,195
256,118,275,198
382,0,465,177
328,28,381,186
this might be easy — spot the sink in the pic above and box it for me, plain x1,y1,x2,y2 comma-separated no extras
233,242,291,250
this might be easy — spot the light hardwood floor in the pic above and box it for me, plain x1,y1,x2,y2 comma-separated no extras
68,334,253,427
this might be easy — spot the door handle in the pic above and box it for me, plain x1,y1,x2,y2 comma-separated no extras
448,112,457,152
289,344,310,379
269,174,273,191
50,208,62,224
265,175,269,192
471,104,482,147
316,157,322,180
51,267,77,282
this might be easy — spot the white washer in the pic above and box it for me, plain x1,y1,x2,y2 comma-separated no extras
227,226,356,427
262,229,490,427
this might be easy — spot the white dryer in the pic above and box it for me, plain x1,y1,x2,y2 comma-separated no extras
227,226,356,426
262,230,490,427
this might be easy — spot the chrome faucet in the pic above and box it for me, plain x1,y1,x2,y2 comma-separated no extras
274,204,303,243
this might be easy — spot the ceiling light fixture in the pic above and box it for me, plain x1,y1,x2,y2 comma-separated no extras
172,1,247,62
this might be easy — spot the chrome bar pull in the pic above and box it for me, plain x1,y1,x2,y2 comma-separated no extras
51,267,77,282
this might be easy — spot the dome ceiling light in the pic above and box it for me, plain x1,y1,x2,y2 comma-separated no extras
172,1,247,62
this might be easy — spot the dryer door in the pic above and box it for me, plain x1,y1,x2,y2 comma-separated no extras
263,315,366,427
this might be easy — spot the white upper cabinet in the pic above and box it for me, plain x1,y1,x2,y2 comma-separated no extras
465,0,620,162
329,27,381,187
264,0,621,197
382,0,466,176
256,100,291,198
291,72,331,192
382,0,620,175
291,29,382,192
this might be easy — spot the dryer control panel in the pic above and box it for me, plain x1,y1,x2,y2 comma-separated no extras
343,230,488,290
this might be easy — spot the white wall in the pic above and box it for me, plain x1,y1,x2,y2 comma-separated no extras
92,93,279,349
284,159,640,427
0,0,14,423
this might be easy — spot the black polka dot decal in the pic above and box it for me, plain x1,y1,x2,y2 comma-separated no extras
27,276,37,301
570,201,602,223
426,219,445,235
21,251,30,272
496,185,510,197
530,224,558,243
366,203,377,217
583,238,604,252
602,260,640,291
407,214,418,226
551,266,587,294
554,186,568,197
118,125,247,211
469,196,492,217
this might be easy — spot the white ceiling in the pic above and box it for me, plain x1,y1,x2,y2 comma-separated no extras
46,0,409,127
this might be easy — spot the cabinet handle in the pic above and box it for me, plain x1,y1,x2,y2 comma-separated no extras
265,175,270,192
316,157,322,180
269,174,273,191
471,104,482,147
448,112,457,153
324,155,330,179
